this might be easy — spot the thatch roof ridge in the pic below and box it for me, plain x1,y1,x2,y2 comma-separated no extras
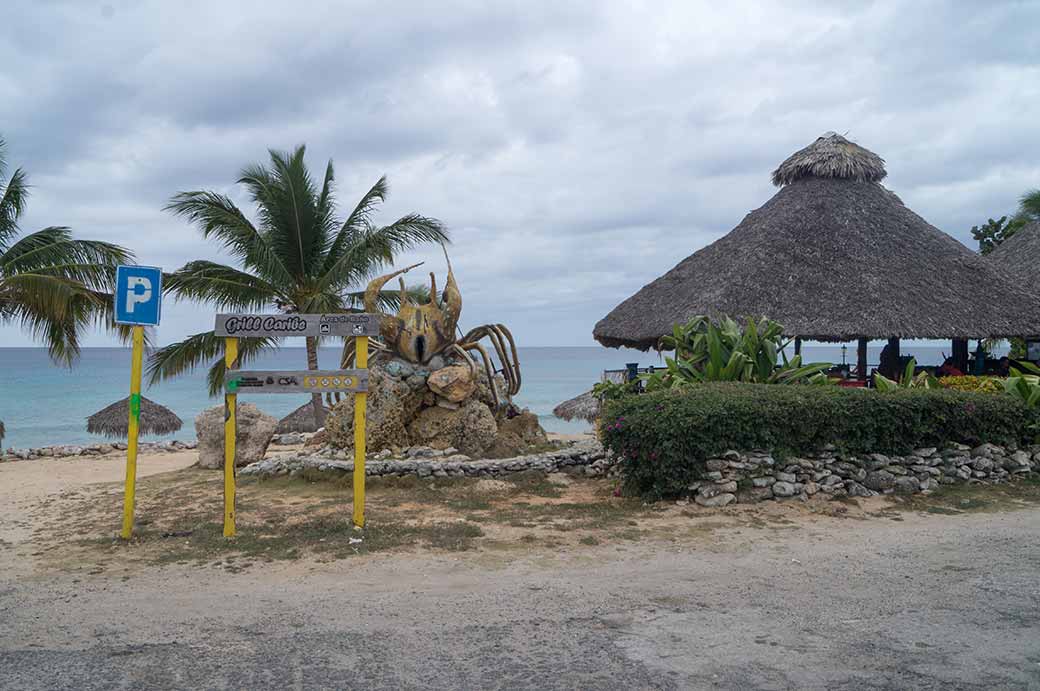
276,402,329,433
86,396,183,439
988,221,1040,288
553,390,600,423
772,132,887,186
594,176,1040,349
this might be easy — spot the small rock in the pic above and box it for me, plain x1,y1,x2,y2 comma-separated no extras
695,493,735,508
772,481,796,498
864,470,896,492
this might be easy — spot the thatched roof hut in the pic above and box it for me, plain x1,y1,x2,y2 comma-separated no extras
594,133,1040,351
553,390,601,423
275,402,329,434
86,397,183,439
989,221,1040,289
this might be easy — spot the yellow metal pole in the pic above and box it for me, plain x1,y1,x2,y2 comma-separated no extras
353,335,368,528
223,337,239,537
120,326,145,539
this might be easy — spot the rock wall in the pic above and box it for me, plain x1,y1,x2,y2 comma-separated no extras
0,439,196,462
239,439,1040,508
240,439,611,479
688,442,1039,507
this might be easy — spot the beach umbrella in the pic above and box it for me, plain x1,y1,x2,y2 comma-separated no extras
86,396,183,439
275,401,329,434
553,390,601,423
593,132,1040,376
988,221,1040,291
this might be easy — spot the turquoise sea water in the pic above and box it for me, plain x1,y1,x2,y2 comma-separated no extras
0,342,989,449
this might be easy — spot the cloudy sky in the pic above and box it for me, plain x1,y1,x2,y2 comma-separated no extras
2,0,1038,349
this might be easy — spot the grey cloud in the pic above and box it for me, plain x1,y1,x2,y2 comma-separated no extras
2,0,1039,349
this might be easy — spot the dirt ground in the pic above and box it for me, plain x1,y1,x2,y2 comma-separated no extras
2,446,1040,689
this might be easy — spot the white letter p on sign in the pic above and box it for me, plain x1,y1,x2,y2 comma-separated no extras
126,276,152,313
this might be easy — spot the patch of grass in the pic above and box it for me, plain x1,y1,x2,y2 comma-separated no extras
579,535,600,546
889,477,1040,515
504,471,564,498
83,516,485,566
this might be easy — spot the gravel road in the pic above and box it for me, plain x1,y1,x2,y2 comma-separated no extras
2,503,1039,690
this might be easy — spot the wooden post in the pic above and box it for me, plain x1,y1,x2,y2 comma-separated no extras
857,337,868,382
794,337,802,357
952,338,969,373
120,326,145,539
353,335,369,528
223,337,239,538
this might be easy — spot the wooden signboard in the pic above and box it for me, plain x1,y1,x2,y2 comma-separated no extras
214,313,380,338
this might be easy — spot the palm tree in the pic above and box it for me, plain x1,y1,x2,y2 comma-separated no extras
1016,188,1040,224
0,137,132,364
148,145,449,426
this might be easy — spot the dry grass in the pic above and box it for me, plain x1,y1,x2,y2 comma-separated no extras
26,466,1040,575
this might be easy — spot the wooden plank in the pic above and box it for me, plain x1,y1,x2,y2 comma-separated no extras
224,369,369,394
214,313,381,338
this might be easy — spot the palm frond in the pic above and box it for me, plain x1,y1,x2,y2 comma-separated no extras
164,190,292,285
321,176,388,275
316,215,449,294
0,166,28,250
164,260,280,310
0,273,103,364
1,227,131,289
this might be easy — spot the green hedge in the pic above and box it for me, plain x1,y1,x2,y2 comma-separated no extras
601,383,1039,499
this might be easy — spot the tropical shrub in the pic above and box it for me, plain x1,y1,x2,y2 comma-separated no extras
601,383,1039,499
655,315,831,386
938,376,1005,394
1005,362,1040,409
874,358,936,391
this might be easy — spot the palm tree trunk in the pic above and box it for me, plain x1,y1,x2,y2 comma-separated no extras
305,336,327,428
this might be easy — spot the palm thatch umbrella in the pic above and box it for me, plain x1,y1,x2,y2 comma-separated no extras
275,402,330,434
86,397,183,439
553,390,601,423
989,221,1040,289
594,133,1040,376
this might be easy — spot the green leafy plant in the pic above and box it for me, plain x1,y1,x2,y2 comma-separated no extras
601,383,1040,499
874,358,937,391
656,315,831,386
1005,361,1040,409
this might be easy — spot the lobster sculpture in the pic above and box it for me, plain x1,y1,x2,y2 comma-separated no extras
335,252,521,410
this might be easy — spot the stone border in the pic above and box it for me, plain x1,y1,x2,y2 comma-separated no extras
240,439,614,479
686,442,1039,507
1,439,197,462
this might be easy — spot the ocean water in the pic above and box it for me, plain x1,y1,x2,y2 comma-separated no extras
0,342,996,449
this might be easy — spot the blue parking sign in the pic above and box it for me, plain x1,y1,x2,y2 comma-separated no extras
115,265,163,326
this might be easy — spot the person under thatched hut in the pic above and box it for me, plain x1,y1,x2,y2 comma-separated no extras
86,397,183,439
594,133,1040,378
